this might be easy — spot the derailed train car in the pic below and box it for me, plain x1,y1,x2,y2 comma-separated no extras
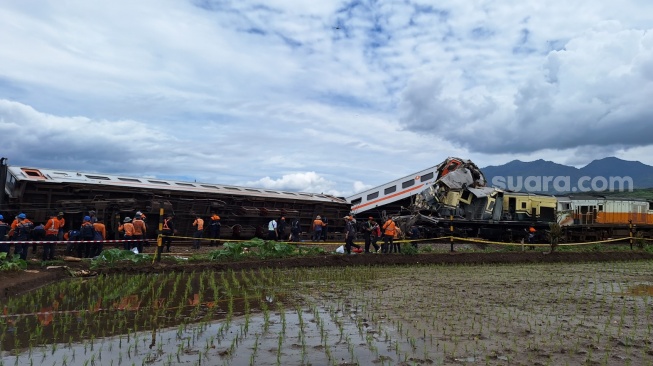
347,156,653,243
0,159,351,241
348,157,559,241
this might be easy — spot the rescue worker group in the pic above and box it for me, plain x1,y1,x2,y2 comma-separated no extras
0,211,417,261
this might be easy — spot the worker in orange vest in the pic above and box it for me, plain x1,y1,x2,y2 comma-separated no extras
161,214,175,253
92,218,106,257
43,213,61,260
209,213,221,246
312,215,325,241
118,217,135,250
132,213,147,253
56,212,66,241
382,217,396,254
192,215,204,249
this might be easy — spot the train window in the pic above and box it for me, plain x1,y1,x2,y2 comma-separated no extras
86,175,110,180
201,185,220,189
598,205,604,211
367,192,379,200
22,169,45,178
245,189,260,192
299,193,312,196
317,195,328,198
384,186,397,194
420,172,434,182
118,177,141,182
223,186,240,190
148,180,170,185
461,190,471,201
282,192,297,195
6,174,16,191
561,203,570,210
402,179,415,188
53,172,70,176
351,198,362,205
175,182,195,187
521,202,527,209
265,191,280,194
649,202,653,211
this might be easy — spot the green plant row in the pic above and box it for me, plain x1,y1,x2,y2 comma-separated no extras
0,252,27,271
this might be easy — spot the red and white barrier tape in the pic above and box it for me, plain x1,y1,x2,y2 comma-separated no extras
3,239,147,245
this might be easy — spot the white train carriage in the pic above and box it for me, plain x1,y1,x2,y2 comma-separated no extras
346,165,440,215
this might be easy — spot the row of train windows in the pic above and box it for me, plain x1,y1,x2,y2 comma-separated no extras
32,170,321,197
358,172,435,203
78,174,312,196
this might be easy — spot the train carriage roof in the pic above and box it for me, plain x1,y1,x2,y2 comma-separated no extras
7,166,347,204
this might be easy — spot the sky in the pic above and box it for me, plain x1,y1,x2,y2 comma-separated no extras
1,0,652,196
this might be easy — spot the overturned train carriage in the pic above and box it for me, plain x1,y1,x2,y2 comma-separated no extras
0,161,352,241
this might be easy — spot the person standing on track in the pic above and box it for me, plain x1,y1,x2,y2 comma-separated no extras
56,212,66,241
93,218,106,257
343,216,361,254
277,216,287,241
161,214,175,253
267,218,278,241
208,213,221,246
312,215,325,242
192,215,204,249
118,217,134,250
363,217,380,253
132,213,147,253
14,213,33,260
382,217,396,254
0,215,9,254
78,216,95,258
43,213,61,261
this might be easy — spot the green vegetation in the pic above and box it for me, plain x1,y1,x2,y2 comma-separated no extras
90,248,151,268
0,252,27,271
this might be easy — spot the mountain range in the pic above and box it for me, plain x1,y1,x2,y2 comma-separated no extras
481,157,653,193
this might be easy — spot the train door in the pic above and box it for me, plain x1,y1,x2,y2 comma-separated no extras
508,197,516,216
578,205,595,224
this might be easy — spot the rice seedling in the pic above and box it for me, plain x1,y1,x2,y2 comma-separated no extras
2,261,653,365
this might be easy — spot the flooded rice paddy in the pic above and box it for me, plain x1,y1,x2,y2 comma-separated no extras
1,261,653,365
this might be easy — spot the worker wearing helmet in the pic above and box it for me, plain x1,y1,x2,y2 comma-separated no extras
312,215,325,242
132,213,147,253
14,213,34,260
118,217,135,250
78,216,95,258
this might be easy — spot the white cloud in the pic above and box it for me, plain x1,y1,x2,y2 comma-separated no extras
244,172,340,195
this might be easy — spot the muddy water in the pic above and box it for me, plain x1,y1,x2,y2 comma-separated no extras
1,302,423,366
1,268,434,365
4,262,652,365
